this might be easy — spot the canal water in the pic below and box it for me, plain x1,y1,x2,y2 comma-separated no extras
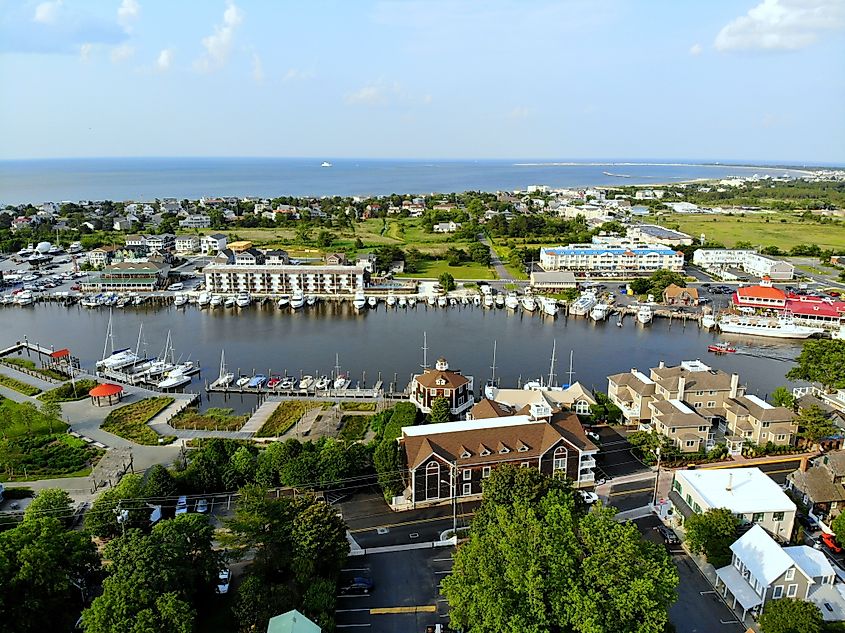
0,303,802,405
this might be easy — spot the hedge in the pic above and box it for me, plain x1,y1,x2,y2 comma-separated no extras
0,373,42,397
38,379,100,403
338,415,372,441
101,397,175,445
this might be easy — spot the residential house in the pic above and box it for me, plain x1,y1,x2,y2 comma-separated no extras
606,369,657,425
480,383,597,418
409,357,474,417
398,410,599,507
87,246,116,268
356,254,378,273
144,234,175,252
125,234,147,249
648,399,712,453
113,217,133,231
179,214,211,229
11,216,37,232
724,395,797,448
715,524,843,622
175,236,200,253
234,248,266,266
662,284,699,306
201,233,227,255
265,249,290,265
325,253,348,266
669,468,796,542
789,451,845,532
433,221,461,233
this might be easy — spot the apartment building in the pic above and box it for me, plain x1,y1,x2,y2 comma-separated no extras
204,260,368,296
692,249,795,280
648,399,713,453
724,395,797,447
606,369,656,425
540,239,684,275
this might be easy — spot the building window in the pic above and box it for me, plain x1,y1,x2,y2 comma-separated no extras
553,447,566,471
425,462,440,500
787,584,798,598
752,512,765,523
773,585,783,599
521,462,530,468
673,480,682,493
462,469,471,481
685,440,696,448
777,434,786,441
785,568,794,581
482,466,491,478
707,401,716,408
518,444,529,452
693,402,702,409
462,483,471,496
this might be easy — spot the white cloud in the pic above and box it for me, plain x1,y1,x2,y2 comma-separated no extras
344,80,430,107
194,1,243,72
689,43,703,56
117,0,140,31
80,42,94,62
251,52,264,83
345,84,387,106
110,43,134,63
33,0,62,24
156,48,173,71
715,0,845,52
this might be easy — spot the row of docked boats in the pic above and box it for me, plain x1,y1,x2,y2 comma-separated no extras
209,352,352,392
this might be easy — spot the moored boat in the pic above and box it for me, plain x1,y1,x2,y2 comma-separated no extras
290,290,305,310
541,297,558,316
353,291,367,311
521,295,536,312
569,291,597,316
235,292,251,308
197,292,211,307
637,305,653,325
717,312,823,339
210,295,223,308
589,303,610,321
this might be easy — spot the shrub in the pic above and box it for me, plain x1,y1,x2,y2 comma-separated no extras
1,434,102,479
0,373,41,396
170,407,247,432
338,415,371,441
38,379,99,403
340,401,377,412
256,401,329,438
101,397,175,445
2,358,69,381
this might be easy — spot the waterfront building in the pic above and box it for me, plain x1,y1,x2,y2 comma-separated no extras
669,468,796,541
80,261,169,292
540,239,683,276
731,278,845,329
733,279,788,309
175,235,200,253
662,283,699,305
723,395,797,448
692,249,795,280
477,383,597,418
529,270,577,291
201,233,227,255
178,214,211,229
714,525,843,623
88,245,116,268
203,259,368,296
398,410,599,507
627,224,694,246
409,357,474,417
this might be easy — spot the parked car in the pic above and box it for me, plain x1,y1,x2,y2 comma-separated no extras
797,513,820,531
822,532,842,553
175,495,188,515
196,498,208,513
585,430,601,443
579,491,599,505
216,568,231,594
655,525,679,545
340,577,374,595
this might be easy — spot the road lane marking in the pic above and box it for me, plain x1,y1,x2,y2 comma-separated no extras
609,486,653,496
349,512,474,534
370,605,437,614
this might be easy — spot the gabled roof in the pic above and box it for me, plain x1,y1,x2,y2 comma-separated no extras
470,398,515,419
650,365,735,392
663,283,698,299
726,395,794,423
414,368,470,390
784,545,835,580
730,525,795,585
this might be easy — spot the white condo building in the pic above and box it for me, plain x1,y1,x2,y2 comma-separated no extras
692,249,794,280
540,239,684,275
204,262,368,295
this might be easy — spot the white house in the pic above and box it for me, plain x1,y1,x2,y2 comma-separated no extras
433,221,461,233
175,236,200,253
201,233,227,255
179,214,211,229
669,468,796,541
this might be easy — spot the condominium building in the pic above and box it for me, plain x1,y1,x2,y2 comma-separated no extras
203,260,368,296
692,249,794,280
540,239,683,275
724,395,797,447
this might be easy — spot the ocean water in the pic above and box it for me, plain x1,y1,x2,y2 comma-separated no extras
0,157,810,204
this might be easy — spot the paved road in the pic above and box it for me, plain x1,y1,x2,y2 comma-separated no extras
480,234,513,282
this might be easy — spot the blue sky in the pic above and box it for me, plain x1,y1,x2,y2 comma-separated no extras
0,0,843,163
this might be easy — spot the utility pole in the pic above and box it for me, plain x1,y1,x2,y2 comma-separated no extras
452,460,458,536
651,447,662,507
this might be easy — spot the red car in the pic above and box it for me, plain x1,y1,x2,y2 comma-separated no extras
822,532,842,553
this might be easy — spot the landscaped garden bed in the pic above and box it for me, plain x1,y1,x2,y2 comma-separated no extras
340,401,377,412
38,379,100,403
0,373,42,396
170,407,248,432
338,415,372,441
2,357,69,381
101,397,175,445
256,401,329,438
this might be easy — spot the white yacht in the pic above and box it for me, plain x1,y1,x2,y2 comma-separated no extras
277,296,290,309
173,294,188,307
833,324,845,340
333,374,350,390
427,295,437,307
299,375,315,390
438,296,448,308
398,296,407,308
210,294,223,308
386,294,397,308
306,295,317,307
197,292,211,307
97,348,139,371
521,294,537,312
290,290,305,310
473,295,482,307
408,296,417,308
484,294,495,309
637,305,653,325
224,296,236,308
541,297,558,317
321,161,332,167
353,291,367,311
590,303,610,321
700,314,716,330
236,376,251,388
569,291,598,316
494,294,505,308
235,292,251,308
505,292,520,310
14,290,34,306
718,312,824,339
157,369,191,390
367,296,378,308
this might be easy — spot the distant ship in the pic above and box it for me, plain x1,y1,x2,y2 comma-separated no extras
321,161,332,167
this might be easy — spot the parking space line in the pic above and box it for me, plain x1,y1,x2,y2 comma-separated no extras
434,570,452,574
335,608,371,613
370,605,437,614
432,558,453,562
336,625,371,628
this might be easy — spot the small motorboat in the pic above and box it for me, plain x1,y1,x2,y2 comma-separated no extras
708,343,737,354
449,298,458,307
494,295,505,308
306,295,317,307
247,374,267,388
267,376,282,389
438,296,447,308
277,296,290,309
353,292,367,311
235,292,251,308
280,377,295,390
315,376,330,390
473,295,482,307
299,375,315,390
224,296,236,308
173,293,188,307
427,295,437,307
236,376,251,388
408,297,417,308
197,292,211,307
398,297,407,308
210,295,223,308
367,296,378,308
520,295,535,311
333,373,350,389
158,369,191,390
290,290,305,310
386,294,397,308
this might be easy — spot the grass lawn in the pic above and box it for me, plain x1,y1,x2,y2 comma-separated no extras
487,240,529,280
101,397,176,445
664,213,845,251
340,401,377,412
256,400,330,437
398,259,495,280
338,415,372,441
170,407,248,432
1,358,69,381
0,373,42,397
38,379,100,403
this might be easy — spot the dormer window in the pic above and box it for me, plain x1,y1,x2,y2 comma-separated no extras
479,444,491,457
499,446,510,454
436,378,446,386
459,445,472,459
518,444,529,453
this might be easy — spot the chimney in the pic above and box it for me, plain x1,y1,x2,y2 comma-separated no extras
677,375,686,400
800,456,809,472
730,373,739,398
659,360,665,369
726,473,733,492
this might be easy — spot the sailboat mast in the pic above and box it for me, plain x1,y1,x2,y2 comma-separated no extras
101,311,113,361
421,332,429,370
566,350,575,388
491,340,497,383
547,339,557,388
334,353,341,379
133,323,143,368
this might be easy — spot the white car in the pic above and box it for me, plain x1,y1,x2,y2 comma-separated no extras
196,498,208,513
216,568,231,594
579,491,599,505
175,495,188,515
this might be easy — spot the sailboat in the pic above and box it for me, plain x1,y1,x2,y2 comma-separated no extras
210,350,234,388
333,354,350,389
484,341,499,400
96,311,140,370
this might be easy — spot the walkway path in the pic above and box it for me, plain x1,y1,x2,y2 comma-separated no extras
0,363,59,392
480,234,513,282
238,398,279,434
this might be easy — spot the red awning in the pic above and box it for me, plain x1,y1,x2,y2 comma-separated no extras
50,348,70,358
89,383,124,397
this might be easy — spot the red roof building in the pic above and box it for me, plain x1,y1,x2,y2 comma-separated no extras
89,383,124,406
732,279,787,310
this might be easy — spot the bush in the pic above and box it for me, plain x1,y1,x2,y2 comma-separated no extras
170,407,247,432
38,379,99,403
256,401,329,438
338,415,371,441
340,402,377,412
1,434,102,479
2,358,69,381
101,397,175,445
0,373,41,396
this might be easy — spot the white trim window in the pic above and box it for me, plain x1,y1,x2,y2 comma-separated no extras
462,469,471,481
425,462,440,500
785,568,795,581
462,483,471,496
482,466,491,478
787,584,798,598
553,446,567,471
773,585,783,599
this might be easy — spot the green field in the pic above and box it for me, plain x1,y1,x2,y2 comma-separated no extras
397,259,495,280
664,213,845,251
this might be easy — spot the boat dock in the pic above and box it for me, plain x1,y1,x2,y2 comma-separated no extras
206,378,388,399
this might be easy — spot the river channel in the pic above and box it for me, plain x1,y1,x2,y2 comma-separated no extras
0,303,803,411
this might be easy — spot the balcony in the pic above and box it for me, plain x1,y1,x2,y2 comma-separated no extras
580,456,596,469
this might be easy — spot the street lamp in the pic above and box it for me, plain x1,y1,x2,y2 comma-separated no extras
651,447,662,507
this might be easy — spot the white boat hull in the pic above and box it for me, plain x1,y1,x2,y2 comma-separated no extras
718,318,822,339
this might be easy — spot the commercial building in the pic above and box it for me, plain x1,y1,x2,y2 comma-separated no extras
692,249,794,280
731,279,845,329
409,358,474,417
529,270,577,291
80,261,169,292
540,240,683,276
398,410,599,507
669,468,796,541
627,224,694,246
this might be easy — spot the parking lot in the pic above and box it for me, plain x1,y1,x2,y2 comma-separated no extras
335,547,453,632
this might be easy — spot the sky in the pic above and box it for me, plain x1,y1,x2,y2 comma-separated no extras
0,0,843,163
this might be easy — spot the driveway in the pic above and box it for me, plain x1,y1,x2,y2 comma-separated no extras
480,234,513,282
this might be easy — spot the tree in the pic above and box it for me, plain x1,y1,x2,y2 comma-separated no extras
85,473,149,538
438,272,456,292
831,512,845,544
684,508,739,567
771,386,795,409
758,598,823,633
144,464,177,498
786,340,845,389
373,438,403,500
23,488,74,524
316,230,336,248
0,517,100,633
468,242,491,265
429,397,451,424
796,405,841,445
589,391,622,423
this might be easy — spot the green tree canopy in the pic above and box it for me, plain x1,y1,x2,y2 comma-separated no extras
786,340,845,389
771,386,795,409
684,507,739,567
796,404,841,444
831,512,845,544
23,487,74,524
439,272,456,292
144,464,177,498
758,597,823,633
429,396,451,424
85,473,149,538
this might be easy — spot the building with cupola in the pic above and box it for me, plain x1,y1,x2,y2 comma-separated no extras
409,357,474,417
